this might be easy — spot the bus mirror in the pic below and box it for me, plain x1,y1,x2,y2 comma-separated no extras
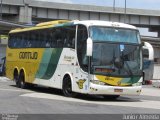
143,42,154,60
86,38,93,56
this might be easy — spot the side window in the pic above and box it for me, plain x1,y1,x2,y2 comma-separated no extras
50,29,56,48
9,27,76,49
13,35,18,47
8,34,15,48
35,31,40,48
46,29,52,48
26,32,32,48
63,26,76,49
9,32,35,48
39,30,44,47
55,28,63,48
77,25,88,72
30,31,36,47
9,34,20,48
23,32,29,47
18,33,24,48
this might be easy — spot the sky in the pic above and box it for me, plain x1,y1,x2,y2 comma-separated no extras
36,0,159,36
36,0,160,10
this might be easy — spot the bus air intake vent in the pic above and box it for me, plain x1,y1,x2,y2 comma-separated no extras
36,20,70,27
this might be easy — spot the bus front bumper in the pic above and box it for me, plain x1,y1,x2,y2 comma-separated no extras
89,83,142,95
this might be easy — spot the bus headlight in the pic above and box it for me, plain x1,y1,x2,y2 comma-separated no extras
132,82,142,86
90,80,105,85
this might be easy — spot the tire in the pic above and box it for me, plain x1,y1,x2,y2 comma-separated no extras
19,72,27,89
62,75,77,97
103,95,120,100
14,74,20,88
142,72,145,85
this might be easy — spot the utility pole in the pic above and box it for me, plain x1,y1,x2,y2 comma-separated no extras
0,0,2,43
113,0,115,11
124,0,127,23
0,0,2,20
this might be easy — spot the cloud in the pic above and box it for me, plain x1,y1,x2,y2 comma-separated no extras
140,0,160,3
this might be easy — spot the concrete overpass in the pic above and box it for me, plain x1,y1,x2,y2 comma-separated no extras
0,20,31,34
0,0,160,36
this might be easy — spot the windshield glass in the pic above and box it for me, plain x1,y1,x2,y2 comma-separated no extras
90,26,140,44
92,42,142,76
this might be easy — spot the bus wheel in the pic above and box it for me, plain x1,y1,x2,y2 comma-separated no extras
142,72,145,85
14,70,20,88
62,75,77,97
103,95,120,100
15,77,20,88
19,72,27,89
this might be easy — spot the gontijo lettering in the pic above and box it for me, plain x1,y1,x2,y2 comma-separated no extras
19,52,38,59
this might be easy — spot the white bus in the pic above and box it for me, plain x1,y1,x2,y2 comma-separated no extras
6,20,153,99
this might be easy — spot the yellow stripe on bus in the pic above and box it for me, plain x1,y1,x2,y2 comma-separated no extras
95,75,130,86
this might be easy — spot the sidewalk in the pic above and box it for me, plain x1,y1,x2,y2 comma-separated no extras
151,80,160,88
0,77,10,82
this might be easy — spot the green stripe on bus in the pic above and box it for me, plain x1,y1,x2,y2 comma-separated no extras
36,48,53,78
41,48,63,79
121,76,141,84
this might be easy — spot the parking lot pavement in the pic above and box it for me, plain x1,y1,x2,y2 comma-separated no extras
20,86,160,110
0,77,160,114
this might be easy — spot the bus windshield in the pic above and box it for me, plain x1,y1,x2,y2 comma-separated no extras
90,26,140,44
89,26,142,77
91,43,142,76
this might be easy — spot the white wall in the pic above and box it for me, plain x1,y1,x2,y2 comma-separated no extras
153,64,160,80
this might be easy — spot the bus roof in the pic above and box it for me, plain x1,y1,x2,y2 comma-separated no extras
74,20,137,30
9,20,70,34
9,20,137,34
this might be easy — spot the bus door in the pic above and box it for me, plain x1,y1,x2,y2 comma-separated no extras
76,25,89,92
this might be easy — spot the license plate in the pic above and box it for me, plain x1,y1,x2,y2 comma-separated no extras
114,89,123,92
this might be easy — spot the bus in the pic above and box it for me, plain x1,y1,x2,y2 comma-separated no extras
142,42,154,84
6,20,153,98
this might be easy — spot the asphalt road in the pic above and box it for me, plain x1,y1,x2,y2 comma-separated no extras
0,77,160,119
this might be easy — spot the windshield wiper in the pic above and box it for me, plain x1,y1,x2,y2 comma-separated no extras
124,61,133,76
111,48,123,74
121,52,133,76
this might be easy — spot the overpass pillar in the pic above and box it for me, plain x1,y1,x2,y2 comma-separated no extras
158,32,160,38
19,3,32,23
149,27,160,37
